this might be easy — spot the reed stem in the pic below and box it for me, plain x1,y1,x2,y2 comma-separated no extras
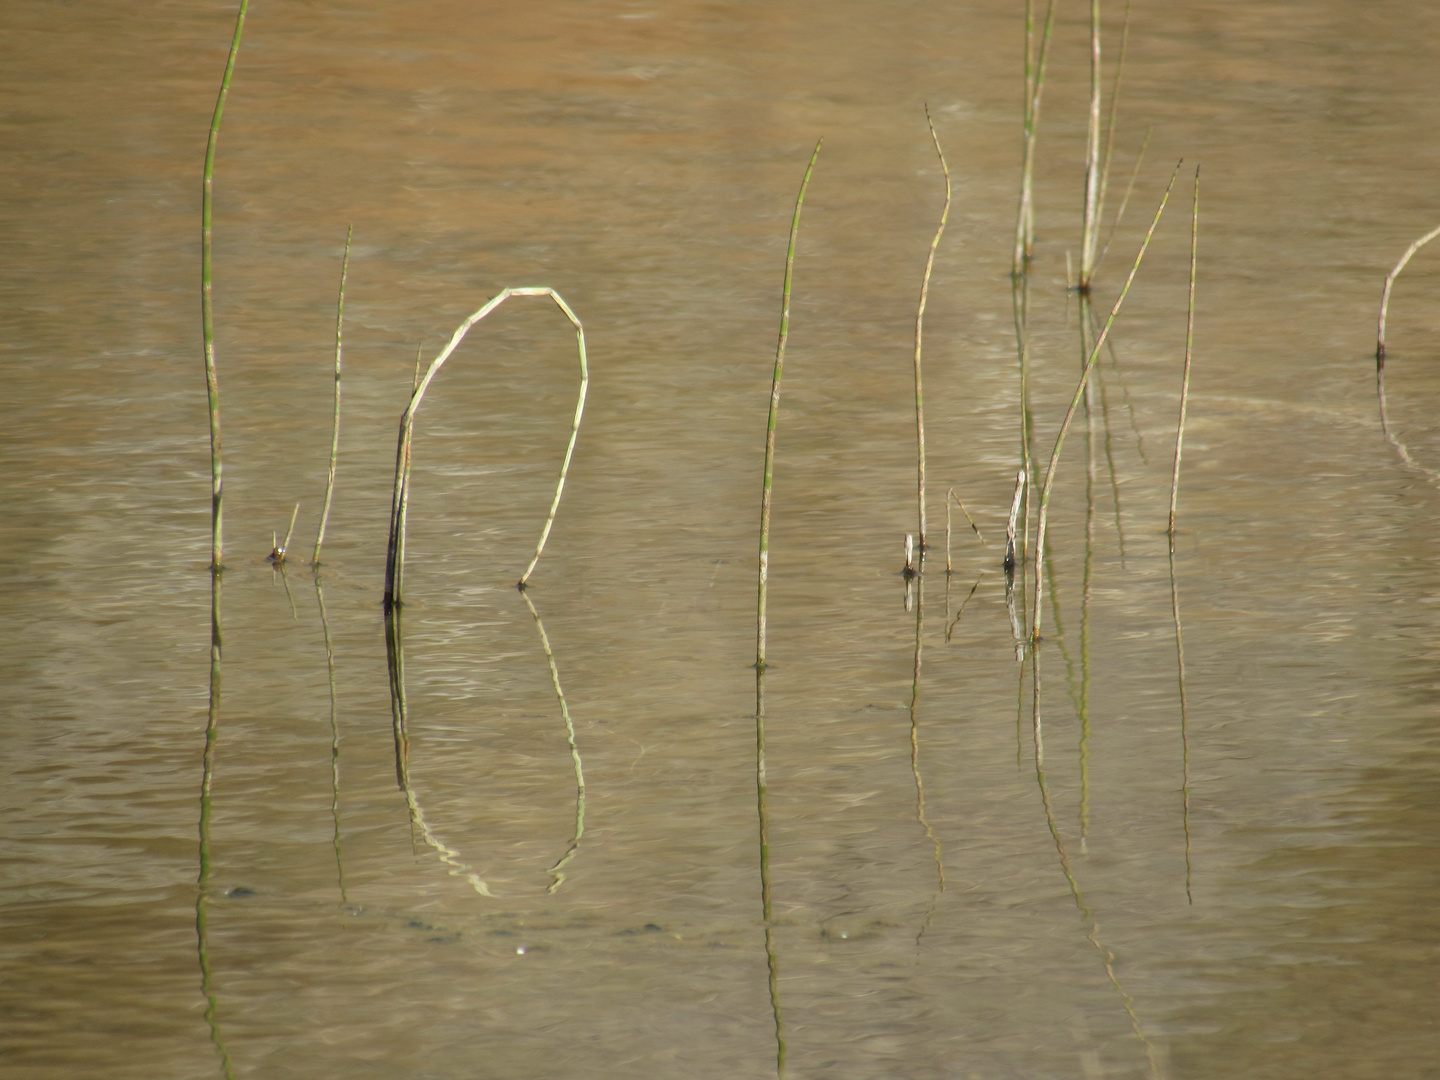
1169,166,1199,543
757,139,822,672
313,225,351,568
201,0,250,573
1376,222,1440,463
383,288,588,609
1078,0,1103,291
913,110,951,558
1032,163,1180,644
1013,0,1058,274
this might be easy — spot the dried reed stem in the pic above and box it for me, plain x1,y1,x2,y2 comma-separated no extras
914,108,951,557
1032,163,1180,644
383,288,588,609
1169,166,1199,543
200,0,250,572
757,139,822,672
1004,468,1026,574
313,224,351,568
944,487,986,574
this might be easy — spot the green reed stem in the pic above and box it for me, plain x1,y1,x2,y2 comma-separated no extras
383,288,588,609
757,139,822,672
1092,0,1132,266
1032,163,1180,644
313,225,351,568
201,0,249,573
1169,166,1199,542
914,109,951,557
1013,0,1058,274
1078,0,1103,290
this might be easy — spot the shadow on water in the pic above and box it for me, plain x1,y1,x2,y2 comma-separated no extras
1029,643,1167,1079
519,591,586,894
384,606,494,897
196,571,233,1080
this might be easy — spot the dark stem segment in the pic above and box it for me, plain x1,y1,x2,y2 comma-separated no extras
1032,163,1180,645
201,0,250,573
757,139,822,672
914,108,952,556
314,224,352,568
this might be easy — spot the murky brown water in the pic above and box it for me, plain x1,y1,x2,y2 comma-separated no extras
5,1,1440,1077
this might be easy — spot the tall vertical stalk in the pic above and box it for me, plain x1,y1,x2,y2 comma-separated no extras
1033,164,1179,644
914,110,951,557
1078,0,1103,291
200,0,250,573
313,225,351,568
1014,0,1059,274
757,140,822,672
1170,166,1199,541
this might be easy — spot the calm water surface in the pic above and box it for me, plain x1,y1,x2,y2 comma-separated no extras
4,2,1440,1078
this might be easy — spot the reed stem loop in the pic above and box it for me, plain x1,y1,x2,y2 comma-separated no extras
383,288,588,609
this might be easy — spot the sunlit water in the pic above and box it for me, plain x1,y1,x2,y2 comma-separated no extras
4,2,1440,1077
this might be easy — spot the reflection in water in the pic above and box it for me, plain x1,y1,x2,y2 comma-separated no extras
520,591,586,894
195,572,233,1080
1169,547,1193,905
944,571,984,643
1079,292,1098,849
1030,647,1162,1078
753,669,786,1079
384,608,493,897
907,574,944,951
313,576,347,906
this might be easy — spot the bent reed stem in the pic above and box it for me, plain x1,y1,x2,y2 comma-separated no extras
757,139,822,672
201,0,250,573
383,288,588,609
1032,162,1180,644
